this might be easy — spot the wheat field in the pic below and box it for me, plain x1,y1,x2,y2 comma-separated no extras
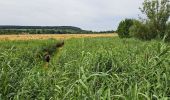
0,33,117,40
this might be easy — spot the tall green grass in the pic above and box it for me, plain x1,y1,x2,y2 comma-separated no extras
57,38,170,99
0,39,58,100
0,37,170,99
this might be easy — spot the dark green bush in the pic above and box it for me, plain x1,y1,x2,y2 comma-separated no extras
165,22,170,41
129,20,157,40
117,19,134,38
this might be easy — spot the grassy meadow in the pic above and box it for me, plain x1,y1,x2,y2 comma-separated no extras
0,37,170,99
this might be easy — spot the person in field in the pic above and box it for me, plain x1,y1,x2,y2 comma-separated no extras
44,52,50,68
44,52,50,63
44,40,64,68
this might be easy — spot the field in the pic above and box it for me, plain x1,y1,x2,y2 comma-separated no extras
0,34,116,40
0,37,170,99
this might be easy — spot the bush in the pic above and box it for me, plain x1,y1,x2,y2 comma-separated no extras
117,19,134,38
165,22,170,41
129,20,157,40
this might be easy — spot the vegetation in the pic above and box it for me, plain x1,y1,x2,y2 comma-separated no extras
0,26,115,35
129,20,158,40
165,22,170,41
0,37,170,99
0,39,58,99
140,0,170,39
0,26,88,34
116,19,134,38
0,0,170,99
118,0,170,41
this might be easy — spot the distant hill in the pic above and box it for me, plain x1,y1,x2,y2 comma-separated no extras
0,25,89,34
0,25,82,30
0,25,115,35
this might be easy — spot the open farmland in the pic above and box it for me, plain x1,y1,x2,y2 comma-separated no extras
0,33,116,40
0,37,170,99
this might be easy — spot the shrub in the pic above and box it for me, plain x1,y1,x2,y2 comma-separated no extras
117,19,134,38
129,20,157,40
165,22,170,41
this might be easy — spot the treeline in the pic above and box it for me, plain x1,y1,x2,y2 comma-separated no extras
0,26,88,34
0,26,82,30
117,0,170,41
0,26,115,34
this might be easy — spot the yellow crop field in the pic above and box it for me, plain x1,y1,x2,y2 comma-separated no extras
0,33,117,40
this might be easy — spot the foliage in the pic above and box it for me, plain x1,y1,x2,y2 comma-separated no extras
165,22,170,41
129,20,157,40
117,19,134,38
128,0,170,40
0,38,170,99
140,0,170,38
0,26,115,34
0,26,89,34
0,39,59,100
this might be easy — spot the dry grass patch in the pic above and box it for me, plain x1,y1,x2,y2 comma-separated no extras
0,34,117,40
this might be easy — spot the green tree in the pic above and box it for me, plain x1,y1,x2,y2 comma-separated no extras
117,19,134,38
140,0,170,38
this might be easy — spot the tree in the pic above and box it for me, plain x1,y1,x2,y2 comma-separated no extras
140,0,170,38
117,19,134,38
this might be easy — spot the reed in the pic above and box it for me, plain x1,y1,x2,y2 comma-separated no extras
0,37,169,99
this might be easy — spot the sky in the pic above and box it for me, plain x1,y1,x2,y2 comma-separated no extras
0,0,143,31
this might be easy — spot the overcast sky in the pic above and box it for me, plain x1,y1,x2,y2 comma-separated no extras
0,0,143,31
